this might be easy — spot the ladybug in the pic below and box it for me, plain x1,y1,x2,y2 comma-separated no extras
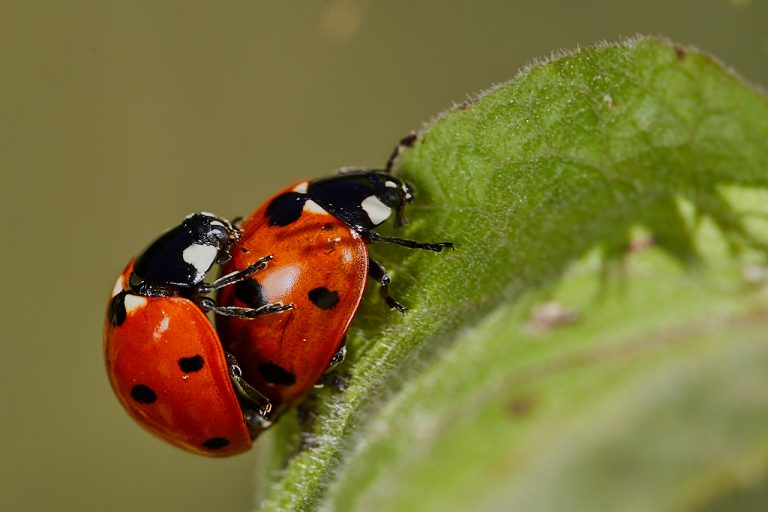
217,134,452,413
103,212,291,456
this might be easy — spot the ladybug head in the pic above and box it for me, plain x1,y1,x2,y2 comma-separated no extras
370,173,414,228
183,212,240,264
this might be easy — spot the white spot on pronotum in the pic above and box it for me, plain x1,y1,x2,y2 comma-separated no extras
112,275,124,298
384,180,398,189
361,195,392,225
183,244,218,281
303,199,327,214
292,181,309,194
124,295,147,313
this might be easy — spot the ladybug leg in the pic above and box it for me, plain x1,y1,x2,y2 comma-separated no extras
314,373,349,391
324,341,347,373
336,132,417,176
243,408,272,436
368,257,406,313
384,131,418,173
365,231,454,253
200,255,273,293
316,341,350,388
227,354,274,432
199,297,293,319
315,340,348,389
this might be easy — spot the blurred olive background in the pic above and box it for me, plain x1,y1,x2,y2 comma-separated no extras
1,1,766,511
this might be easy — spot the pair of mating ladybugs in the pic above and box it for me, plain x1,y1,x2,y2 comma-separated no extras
103,135,452,456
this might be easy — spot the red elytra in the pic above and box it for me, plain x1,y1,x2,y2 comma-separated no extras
104,260,253,457
216,187,368,409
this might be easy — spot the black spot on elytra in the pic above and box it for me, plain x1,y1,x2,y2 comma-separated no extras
131,384,157,404
203,437,230,450
265,192,307,227
258,362,296,386
308,287,339,309
108,292,127,327
235,278,268,308
178,354,204,373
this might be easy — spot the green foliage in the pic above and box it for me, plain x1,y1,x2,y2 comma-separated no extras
253,36,768,511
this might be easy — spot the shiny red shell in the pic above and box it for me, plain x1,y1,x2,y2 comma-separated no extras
217,183,368,409
103,261,252,457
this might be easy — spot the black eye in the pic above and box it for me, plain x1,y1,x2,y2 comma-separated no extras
379,188,400,206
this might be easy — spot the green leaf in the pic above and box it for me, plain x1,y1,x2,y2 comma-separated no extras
253,36,768,511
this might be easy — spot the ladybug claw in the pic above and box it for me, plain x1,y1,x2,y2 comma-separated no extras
250,302,293,317
429,241,454,252
387,298,407,313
